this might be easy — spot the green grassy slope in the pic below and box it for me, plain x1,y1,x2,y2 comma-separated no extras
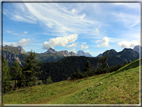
3,59,140,104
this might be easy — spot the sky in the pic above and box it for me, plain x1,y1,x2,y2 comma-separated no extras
3,2,140,57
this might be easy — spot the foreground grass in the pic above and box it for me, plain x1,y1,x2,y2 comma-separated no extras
3,59,140,104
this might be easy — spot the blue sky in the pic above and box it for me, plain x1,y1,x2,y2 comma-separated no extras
3,3,140,57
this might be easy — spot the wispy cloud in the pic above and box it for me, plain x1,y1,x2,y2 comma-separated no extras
24,31,28,34
95,28,99,33
4,3,101,36
113,12,139,28
6,30,27,36
6,30,11,33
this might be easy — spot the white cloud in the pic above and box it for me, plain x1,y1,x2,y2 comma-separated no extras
80,42,88,49
71,8,76,14
113,12,139,28
4,3,99,36
81,42,86,44
24,31,28,34
43,34,78,49
95,40,100,43
97,36,109,47
81,44,88,49
118,40,139,48
96,28,99,33
80,13,86,20
14,33,18,35
10,39,31,47
66,43,77,49
6,30,11,33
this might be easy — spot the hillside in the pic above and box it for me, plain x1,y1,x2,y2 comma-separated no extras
36,52,139,83
3,58,140,104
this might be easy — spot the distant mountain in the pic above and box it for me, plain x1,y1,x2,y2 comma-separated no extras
44,48,57,54
17,46,26,54
37,48,139,82
121,48,139,59
44,48,77,56
97,49,117,57
133,45,142,56
76,50,92,57
44,48,92,57
3,45,25,66
97,48,139,64
58,50,70,56
2,45,64,66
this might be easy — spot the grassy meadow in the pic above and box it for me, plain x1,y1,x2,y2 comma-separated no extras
3,58,140,104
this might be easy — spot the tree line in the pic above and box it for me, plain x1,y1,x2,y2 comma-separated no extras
71,52,129,79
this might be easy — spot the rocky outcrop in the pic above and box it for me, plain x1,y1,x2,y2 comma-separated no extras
69,51,77,56
44,48,92,57
133,45,142,56
58,50,70,56
3,51,22,65
76,50,92,57
44,48,57,53
17,46,26,54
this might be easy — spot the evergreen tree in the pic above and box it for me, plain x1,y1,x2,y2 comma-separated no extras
2,55,12,93
22,50,40,87
83,60,91,72
99,51,110,69
10,61,22,90
45,76,53,84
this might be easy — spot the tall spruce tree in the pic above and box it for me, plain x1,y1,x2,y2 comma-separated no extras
83,60,91,72
99,51,110,69
22,50,40,87
2,55,11,93
10,61,22,90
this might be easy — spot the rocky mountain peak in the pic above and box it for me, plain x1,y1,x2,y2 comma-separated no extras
45,47,56,53
17,46,26,54
133,45,142,54
76,50,92,57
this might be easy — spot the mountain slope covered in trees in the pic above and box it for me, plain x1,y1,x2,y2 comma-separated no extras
36,49,139,82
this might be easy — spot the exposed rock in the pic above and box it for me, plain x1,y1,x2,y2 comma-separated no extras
58,50,69,56
133,45,142,56
15,57,21,65
44,48,57,54
76,50,92,57
17,46,26,54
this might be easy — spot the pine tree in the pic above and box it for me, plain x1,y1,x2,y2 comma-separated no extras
45,76,53,84
2,55,12,93
83,60,91,72
22,50,40,87
10,61,22,90
99,51,110,69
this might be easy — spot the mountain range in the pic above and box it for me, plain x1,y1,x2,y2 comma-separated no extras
44,47,92,57
1,45,141,66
